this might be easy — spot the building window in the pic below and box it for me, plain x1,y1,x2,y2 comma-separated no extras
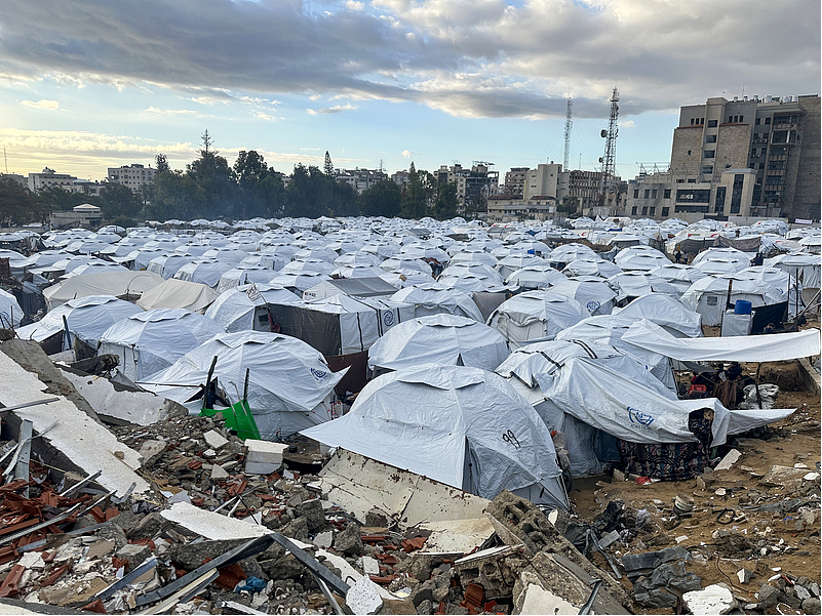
662,207,670,217
631,206,638,215
644,189,650,198
663,189,671,199
690,118,695,125
708,120,718,127
730,174,745,214
755,118,761,125
633,189,639,198
765,117,770,124
739,115,743,123
700,118,704,124
641,206,648,215
706,134,717,143
714,186,727,213
651,189,658,199
649,207,656,216
687,150,692,156
704,150,715,158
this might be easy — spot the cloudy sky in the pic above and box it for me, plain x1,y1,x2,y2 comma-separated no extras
1,0,819,181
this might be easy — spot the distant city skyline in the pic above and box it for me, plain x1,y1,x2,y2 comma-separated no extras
1,0,818,183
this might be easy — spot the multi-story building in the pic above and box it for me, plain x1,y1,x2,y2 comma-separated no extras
487,195,556,223
391,170,410,189
28,168,77,192
107,164,157,191
335,168,388,194
628,94,820,221
436,163,499,215
523,163,562,201
503,167,529,197
556,169,611,214
0,173,27,187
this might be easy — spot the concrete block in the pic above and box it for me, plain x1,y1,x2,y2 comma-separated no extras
244,439,287,475
203,429,229,450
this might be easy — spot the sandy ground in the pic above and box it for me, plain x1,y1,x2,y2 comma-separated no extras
569,350,821,614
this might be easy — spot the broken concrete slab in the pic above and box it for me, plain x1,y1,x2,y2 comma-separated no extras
683,584,736,615
714,449,742,471
345,576,383,615
60,369,170,426
519,583,578,615
203,429,229,450
0,350,148,497
244,439,286,475
760,465,811,489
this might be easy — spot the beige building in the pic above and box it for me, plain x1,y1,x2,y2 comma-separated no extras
487,195,556,223
629,93,820,221
524,163,561,201
503,167,529,197
107,164,157,191
28,168,77,192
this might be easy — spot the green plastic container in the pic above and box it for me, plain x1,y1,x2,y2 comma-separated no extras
200,399,261,441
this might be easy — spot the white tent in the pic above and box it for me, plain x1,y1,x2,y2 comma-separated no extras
622,320,821,363
607,271,681,300
205,284,301,333
137,278,220,313
556,315,676,392
302,365,569,510
389,283,483,321
98,308,225,381
613,294,703,338
497,340,670,477
535,356,794,448
280,259,336,276
173,259,233,287
680,275,784,327
561,257,623,279
547,243,596,268
547,277,617,315
440,262,503,284
368,314,508,372
147,254,196,279
43,271,164,310
764,253,820,289
504,265,566,290
488,291,590,348
648,263,708,294
614,246,670,272
217,266,277,294
269,271,332,293
736,266,804,317
0,289,23,328
17,295,143,351
141,331,346,439
692,247,752,271
496,254,547,279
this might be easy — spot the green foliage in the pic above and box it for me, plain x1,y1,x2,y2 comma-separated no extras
323,151,335,176
400,162,429,219
557,196,579,214
358,179,402,217
36,186,101,212
100,183,143,218
145,170,203,221
108,215,139,229
155,153,170,172
0,178,42,225
431,181,458,220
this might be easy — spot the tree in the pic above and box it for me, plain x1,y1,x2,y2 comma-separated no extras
323,151,335,176
400,162,427,219
100,183,142,218
431,181,458,220
0,178,40,226
234,150,287,218
146,170,204,221
155,153,170,173
358,179,402,217
186,131,237,218
557,196,579,214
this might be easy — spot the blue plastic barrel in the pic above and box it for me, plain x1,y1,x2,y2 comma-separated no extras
734,300,752,315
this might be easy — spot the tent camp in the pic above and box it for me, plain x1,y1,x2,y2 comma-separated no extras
205,284,301,333
648,263,708,294
547,277,617,315
389,283,483,321
488,290,590,348
614,246,670,272
561,257,623,279
301,364,569,510
764,253,820,290
504,265,566,290
217,266,277,294
136,278,220,313
17,295,143,354
43,271,164,309
607,271,681,300
368,314,508,372
302,277,398,301
173,259,233,287
98,308,225,381
141,331,346,439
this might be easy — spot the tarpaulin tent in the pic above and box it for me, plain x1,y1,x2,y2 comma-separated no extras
535,357,794,449
205,284,301,333
680,275,785,327
141,331,346,439
136,278,220,313
488,290,590,348
622,320,821,363
547,277,617,316
146,254,196,279
614,246,669,272
607,271,681,300
496,254,547,279
764,253,820,289
504,265,566,290
302,364,569,510
0,288,23,328
560,257,623,279
173,258,234,287
612,294,703,338
648,263,708,294
389,283,483,321
98,308,225,381
556,315,677,392
368,314,509,372
217,266,277,294
303,277,398,301
43,271,164,309
17,295,143,354
266,294,414,356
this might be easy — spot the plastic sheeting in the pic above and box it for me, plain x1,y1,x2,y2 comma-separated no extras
488,291,590,348
368,314,509,371
612,294,703,338
0,289,23,327
43,271,164,309
137,278,220,313
622,319,821,362
205,284,301,332
301,365,569,510
98,308,225,381
548,278,617,316
680,275,785,327
140,331,346,439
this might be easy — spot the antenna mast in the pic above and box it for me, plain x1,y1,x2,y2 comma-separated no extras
599,87,619,197
3,147,7,174
563,97,573,171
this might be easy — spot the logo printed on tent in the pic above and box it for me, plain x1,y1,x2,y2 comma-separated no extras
586,300,601,312
382,311,395,327
627,406,655,427
310,367,327,380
